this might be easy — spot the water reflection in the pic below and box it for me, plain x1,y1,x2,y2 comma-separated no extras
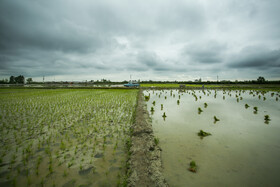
144,89,280,186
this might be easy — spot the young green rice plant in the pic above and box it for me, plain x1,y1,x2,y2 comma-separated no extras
49,162,53,174
152,101,156,106
144,95,150,101
150,107,155,113
188,160,197,173
214,116,220,123
27,176,31,186
154,137,159,146
204,103,208,108
197,130,211,139
177,100,180,105
161,104,163,110
245,104,250,109
253,107,258,114
198,107,203,114
68,162,73,168
162,112,167,118
40,178,45,186
264,115,271,124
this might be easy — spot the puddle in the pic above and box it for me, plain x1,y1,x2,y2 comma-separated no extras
144,89,280,186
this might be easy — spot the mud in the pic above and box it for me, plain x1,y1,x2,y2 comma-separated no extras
127,89,168,187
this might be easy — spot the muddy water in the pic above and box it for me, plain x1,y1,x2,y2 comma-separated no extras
144,89,280,187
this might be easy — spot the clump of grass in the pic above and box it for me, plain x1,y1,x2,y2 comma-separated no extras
253,107,258,114
144,95,150,101
198,130,211,138
264,115,271,124
198,107,203,114
245,104,250,109
63,170,68,177
68,162,73,168
162,112,167,119
154,137,159,145
214,116,220,123
188,160,197,173
204,103,208,108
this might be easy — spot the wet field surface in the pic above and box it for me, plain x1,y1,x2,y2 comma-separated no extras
0,89,137,187
145,89,280,186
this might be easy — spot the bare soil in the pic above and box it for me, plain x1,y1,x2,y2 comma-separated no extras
127,89,168,187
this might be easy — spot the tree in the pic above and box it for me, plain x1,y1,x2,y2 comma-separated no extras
9,76,15,84
15,75,25,84
257,76,265,83
26,78,33,84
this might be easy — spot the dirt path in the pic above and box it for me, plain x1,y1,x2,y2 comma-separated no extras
127,89,168,187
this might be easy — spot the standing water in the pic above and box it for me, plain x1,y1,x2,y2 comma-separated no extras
144,89,280,186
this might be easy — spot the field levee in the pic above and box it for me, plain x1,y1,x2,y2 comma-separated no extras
127,89,168,187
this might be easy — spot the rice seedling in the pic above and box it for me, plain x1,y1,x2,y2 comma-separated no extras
188,160,197,173
214,116,220,123
144,95,150,101
264,115,271,124
162,112,167,118
198,107,203,114
154,137,159,145
253,107,258,114
204,103,208,108
245,104,250,109
197,130,211,139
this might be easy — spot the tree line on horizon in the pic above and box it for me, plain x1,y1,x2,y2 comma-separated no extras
0,76,279,84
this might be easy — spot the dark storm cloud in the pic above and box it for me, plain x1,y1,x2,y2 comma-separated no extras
137,51,161,67
228,46,280,69
0,0,280,81
183,41,226,64
0,0,104,53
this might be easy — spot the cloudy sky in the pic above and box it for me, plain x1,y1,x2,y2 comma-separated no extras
0,0,280,81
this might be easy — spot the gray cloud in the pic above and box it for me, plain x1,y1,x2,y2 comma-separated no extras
0,0,280,81
228,46,280,69
183,41,227,64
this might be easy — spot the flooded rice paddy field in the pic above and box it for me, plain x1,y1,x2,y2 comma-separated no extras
0,89,137,187
144,89,280,187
